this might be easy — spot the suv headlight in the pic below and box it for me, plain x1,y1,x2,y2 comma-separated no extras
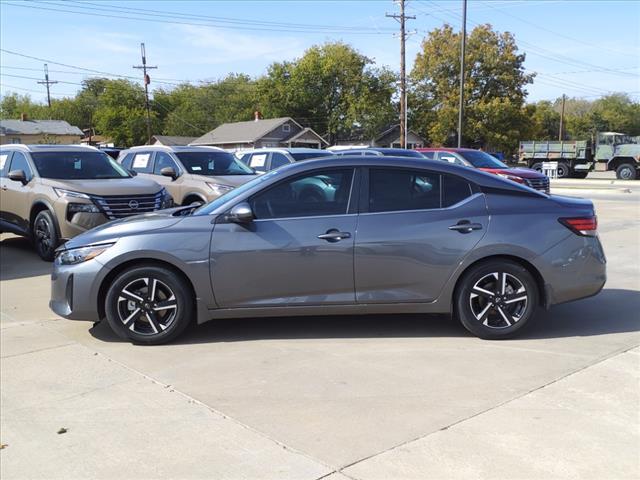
159,188,173,209
497,173,525,184
54,188,90,199
55,243,114,266
206,183,234,196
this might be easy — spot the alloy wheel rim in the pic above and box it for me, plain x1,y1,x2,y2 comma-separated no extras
117,277,178,335
35,217,51,253
469,272,528,329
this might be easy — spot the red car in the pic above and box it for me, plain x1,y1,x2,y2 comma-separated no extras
416,147,550,194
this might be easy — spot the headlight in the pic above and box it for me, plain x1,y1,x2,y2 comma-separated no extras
206,183,234,196
55,243,114,266
497,173,524,184
54,188,90,199
158,188,174,209
68,203,100,214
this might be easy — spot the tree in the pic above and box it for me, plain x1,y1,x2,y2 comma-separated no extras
0,93,48,119
255,42,397,143
92,79,154,146
410,24,534,153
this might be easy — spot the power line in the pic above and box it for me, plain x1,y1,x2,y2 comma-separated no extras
0,72,83,85
4,1,395,35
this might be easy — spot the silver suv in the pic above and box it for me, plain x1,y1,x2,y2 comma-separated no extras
238,148,335,174
118,146,257,205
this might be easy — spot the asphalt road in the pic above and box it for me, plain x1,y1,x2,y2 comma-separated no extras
1,187,639,479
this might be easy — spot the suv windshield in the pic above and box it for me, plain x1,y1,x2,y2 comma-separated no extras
176,151,254,176
31,151,131,179
290,151,335,161
458,150,508,168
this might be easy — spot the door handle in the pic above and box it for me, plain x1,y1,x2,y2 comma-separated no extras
448,220,482,233
317,230,351,242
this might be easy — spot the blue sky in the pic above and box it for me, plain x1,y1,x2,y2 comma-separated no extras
1,0,638,104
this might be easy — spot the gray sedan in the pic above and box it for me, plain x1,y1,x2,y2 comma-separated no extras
50,156,606,344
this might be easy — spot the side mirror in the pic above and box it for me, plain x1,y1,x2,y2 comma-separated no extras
128,169,138,176
8,169,27,185
225,202,254,223
160,167,178,180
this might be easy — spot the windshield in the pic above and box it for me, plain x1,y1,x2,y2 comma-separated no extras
290,151,335,161
176,151,254,176
458,150,508,168
194,169,280,215
31,151,130,179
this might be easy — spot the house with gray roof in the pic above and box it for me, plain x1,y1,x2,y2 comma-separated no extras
151,135,198,146
0,118,84,145
190,115,328,150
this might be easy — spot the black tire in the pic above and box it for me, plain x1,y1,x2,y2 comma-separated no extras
530,162,543,173
182,197,204,207
455,259,539,340
104,265,194,345
615,163,638,180
556,162,570,178
32,210,59,261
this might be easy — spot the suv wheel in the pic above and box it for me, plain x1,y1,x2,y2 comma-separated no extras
33,210,59,261
616,163,637,180
104,265,194,345
455,260,538,339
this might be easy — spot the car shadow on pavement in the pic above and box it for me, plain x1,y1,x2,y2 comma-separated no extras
0,235,52,281
89,288,640,345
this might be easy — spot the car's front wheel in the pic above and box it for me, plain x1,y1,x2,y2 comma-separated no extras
455,260,538,339
105,265,194,344
32,210,59,261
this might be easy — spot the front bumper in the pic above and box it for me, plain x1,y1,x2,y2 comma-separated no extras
49,258,107,322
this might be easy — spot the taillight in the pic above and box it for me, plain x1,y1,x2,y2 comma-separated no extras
559,216,598,236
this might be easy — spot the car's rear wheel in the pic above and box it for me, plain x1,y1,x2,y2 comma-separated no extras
105,265,194,344
32,210,59,261
556,162,570,178
455,260,538,339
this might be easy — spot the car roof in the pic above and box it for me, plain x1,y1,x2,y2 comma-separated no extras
239,147,334,154
123,145,227,153
0,144,101,153
416,147,477,152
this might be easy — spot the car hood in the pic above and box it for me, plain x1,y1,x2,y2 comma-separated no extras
61,208,185,250
479,167,545,179
190,174,257,187
41,177,163,196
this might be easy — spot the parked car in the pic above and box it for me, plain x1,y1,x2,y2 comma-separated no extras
118,145,257,205
333,147,426,158
417,148,550,194
0,144,172,260
50,155,605,344
238,148,335,174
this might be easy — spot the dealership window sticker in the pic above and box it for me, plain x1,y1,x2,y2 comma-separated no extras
133,154,150,169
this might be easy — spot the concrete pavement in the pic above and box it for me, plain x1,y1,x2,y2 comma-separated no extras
1,194,638,479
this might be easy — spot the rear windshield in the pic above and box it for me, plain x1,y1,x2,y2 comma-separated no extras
31,151,130,179
290,151,335,161
176,152,254,176
458,150,508,168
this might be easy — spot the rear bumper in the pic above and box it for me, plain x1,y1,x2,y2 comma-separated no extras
537,234,606,307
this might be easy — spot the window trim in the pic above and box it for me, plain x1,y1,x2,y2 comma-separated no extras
282,124,291,133
247,166,358,221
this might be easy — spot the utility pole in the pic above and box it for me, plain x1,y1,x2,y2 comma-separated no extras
457,0,467,148
558,93,566,141
133,43,157,144
37,64,58,108
387,0,415,149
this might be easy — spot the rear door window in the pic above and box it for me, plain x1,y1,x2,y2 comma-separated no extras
437,152,465,166
269,152,290,170
442,174,473,207
248,153,269,173
131,152,154,173
0,151,12,177
369,168,441,213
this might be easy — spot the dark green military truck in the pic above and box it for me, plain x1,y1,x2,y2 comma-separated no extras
519,132,640,179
